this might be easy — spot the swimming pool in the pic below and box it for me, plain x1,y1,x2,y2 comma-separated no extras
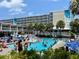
7,38,55,51
7,43,15,50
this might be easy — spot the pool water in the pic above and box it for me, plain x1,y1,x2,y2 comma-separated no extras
7,38,55,51
28,38,55,51
7,44,15,50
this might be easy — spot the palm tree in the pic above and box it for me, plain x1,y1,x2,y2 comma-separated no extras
45,23,54,32
76,0,79,3
38,23,45,32
70,0,79,15
27,23,34,33
56,20,65,29
33,23,40,34
56,20,65,37
70,19,79,33
45,23,54,36
33,23,45,35
33,23,39,31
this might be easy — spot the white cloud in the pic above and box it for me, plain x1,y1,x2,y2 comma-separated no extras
27,11,47,16
27,12,41,16
49,0,59,2
0,0,27,15
28,12,34,16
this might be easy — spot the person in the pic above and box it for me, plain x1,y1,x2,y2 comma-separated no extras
17,40,23,52
0,41,2,51
65,46,69,51
27,36,29,40
22,40,25,50
42,41,47,47
15,41,18,52
44,44,47,47
2,41,7,48
24,40,28,49
29,42,31,46
38,38,41,42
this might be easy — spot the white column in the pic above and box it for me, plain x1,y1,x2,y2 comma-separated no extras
17,26,18,34
1,23,2,31
10,25,11,32
22,27,24,32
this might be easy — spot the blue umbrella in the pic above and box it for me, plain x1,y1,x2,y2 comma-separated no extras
65,41,79,51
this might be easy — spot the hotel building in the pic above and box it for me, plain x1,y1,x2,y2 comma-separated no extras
0,10,72,33
0,22,26,33
0,12,53,26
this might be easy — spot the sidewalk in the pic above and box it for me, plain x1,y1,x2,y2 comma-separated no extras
52,40,65,49
0,48,11,55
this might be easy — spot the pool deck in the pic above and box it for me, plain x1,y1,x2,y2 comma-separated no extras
0,48,11,55
52,40,65,49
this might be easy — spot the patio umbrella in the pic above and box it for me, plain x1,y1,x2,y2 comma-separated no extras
65,41,79,51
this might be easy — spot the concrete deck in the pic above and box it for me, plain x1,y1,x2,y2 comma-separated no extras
52,40,65,49
0,48,11,55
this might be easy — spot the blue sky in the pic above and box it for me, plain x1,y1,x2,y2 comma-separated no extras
0,0,70,19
